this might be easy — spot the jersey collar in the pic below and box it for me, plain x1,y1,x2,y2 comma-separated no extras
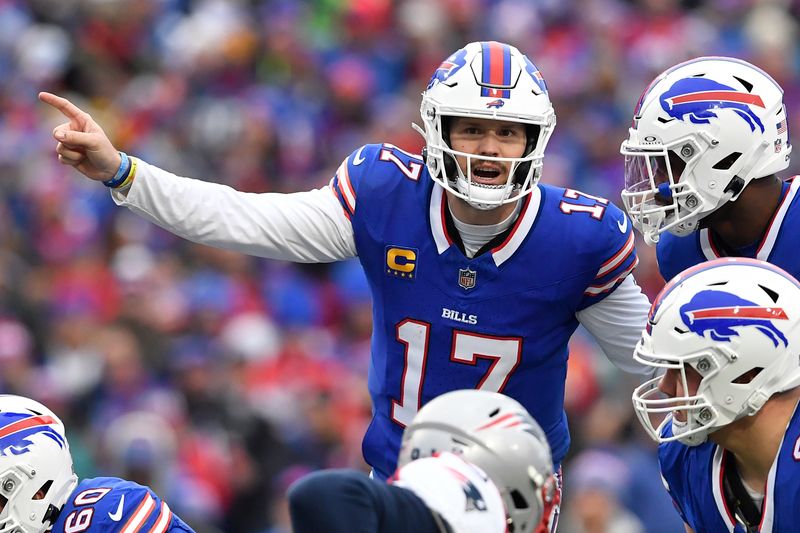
428,185,542,266
700,177,799,261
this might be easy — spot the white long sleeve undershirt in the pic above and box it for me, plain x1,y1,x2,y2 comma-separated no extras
114,160,652,376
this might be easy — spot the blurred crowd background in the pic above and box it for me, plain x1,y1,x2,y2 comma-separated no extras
1,0,799,531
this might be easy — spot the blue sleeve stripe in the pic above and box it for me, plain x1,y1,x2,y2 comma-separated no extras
595,232,634,278
584,256,639,296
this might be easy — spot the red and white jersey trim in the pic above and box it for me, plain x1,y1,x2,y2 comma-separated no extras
148,502,173,533
711,447,736,532
700,177,799,261
596,232,635,278
757,177,799,261
121,493,156,533
335,160,357,214
492,187,541,266
584,257,639,296
711,443,781,532
428,184,542,266
430,185,452,254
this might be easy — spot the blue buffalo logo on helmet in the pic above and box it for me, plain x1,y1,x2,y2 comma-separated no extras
0,412,66,456
486,99,505,109
427,48,468,90
522,56,548,94
680,290,789,347
660,77,766,133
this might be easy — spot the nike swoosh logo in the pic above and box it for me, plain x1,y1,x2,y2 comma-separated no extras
617,215,628,233
352,146,366,166
108,495,125,522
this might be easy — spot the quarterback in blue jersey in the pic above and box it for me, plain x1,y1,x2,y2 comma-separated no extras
620,57,796,281
0,394,193,533
40,41,653,525
631,258,800,533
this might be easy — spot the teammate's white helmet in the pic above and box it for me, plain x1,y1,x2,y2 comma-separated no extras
632,258,800,446
0,395,77,533
621,57,791,244
417,41,556,210
398,390,555,533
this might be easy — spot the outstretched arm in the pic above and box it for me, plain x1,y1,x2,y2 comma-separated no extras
39,92,357,262
39,92,122,181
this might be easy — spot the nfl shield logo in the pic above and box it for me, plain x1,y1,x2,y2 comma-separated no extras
458,267,477,290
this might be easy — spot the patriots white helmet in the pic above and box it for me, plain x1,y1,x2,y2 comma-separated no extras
620,56,791,244
0,395,77,533
398,390,556,533
632,258,800,446
416,41,556,210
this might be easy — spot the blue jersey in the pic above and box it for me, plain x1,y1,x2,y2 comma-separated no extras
54,477,194,532
659,403,800,532
330,144,639,479
657,178,800,282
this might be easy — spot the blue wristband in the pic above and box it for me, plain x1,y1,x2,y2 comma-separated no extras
103,151,131,188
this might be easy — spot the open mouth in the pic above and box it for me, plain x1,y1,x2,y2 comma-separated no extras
472,166,504,185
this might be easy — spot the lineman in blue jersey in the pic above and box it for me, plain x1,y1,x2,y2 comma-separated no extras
620,57,795,281
289,390,557,533
631,258,800,533
39,41,654,525
0,394,194,532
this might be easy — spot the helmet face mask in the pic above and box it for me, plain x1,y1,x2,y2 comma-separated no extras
621,56,792,243
0,396,77,533
419,41,556,210
632,259,800,446
398,390,555,533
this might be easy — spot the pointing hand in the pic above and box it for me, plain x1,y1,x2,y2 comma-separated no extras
39,92,122,182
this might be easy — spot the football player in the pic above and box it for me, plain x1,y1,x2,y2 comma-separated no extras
288,389,557,533
40,41,653,524
0,394,194,532
620,56,796,281
632,258,800,532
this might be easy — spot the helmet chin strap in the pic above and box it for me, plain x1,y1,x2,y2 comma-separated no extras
672,416,709,446
453,156,522,210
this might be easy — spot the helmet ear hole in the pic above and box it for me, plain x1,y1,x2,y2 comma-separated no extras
34,480,52,500
712,152,743,170
509,489,529,509
732,367,763,384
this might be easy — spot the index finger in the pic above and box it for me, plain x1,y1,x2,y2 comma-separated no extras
38,92,86,120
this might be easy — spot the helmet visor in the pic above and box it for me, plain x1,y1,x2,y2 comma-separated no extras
622,147,674,205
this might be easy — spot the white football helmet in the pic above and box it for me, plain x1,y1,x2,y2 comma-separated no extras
0,395,77,533
398,390,555,533
416,41,556,210
621,56,791,244
632,258,800,446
